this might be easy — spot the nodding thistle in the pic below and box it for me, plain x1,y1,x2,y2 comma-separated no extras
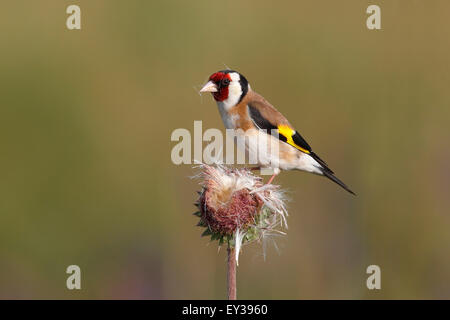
193,164,288,263
192,164,288,300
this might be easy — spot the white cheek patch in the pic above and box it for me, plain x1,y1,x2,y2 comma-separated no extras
221,72,242,110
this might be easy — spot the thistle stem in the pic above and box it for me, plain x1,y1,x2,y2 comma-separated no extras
227,245,237,300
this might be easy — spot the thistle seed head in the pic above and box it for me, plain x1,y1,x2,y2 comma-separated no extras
193,164,288,262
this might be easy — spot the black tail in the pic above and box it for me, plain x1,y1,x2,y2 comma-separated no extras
309,152,355,195
321,169,356,195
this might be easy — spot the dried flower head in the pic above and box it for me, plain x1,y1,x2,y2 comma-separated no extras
193,164,288,263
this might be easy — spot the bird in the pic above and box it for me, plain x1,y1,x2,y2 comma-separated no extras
199,70,355,195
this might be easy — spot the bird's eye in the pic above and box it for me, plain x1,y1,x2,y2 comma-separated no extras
221,78,230,86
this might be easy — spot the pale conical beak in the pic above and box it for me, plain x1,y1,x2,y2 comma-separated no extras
199,81,218,93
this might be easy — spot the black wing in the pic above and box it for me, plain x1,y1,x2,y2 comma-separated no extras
248,104,333,173
248,104,310,152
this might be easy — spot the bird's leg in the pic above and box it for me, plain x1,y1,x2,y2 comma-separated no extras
266,173,278,185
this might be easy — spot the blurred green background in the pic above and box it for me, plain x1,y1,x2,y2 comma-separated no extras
0,0,449,299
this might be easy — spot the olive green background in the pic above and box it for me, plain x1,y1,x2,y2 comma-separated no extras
0,1,449,299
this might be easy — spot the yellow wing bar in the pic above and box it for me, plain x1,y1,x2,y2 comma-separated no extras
277,125,311,154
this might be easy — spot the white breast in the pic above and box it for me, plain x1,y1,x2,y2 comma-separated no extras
233,128,323,174
217,103,239,129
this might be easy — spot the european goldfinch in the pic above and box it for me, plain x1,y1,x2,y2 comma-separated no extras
200,70,355,195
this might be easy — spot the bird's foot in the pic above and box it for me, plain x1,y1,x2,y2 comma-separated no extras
266,173,278,185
